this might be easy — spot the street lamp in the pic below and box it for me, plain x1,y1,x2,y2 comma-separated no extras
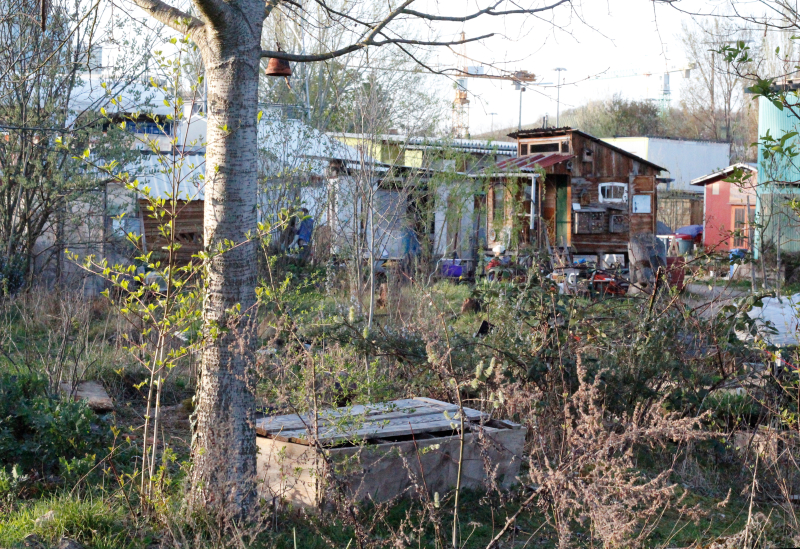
515,80,526,132
554,67,567,127
489,112,498,133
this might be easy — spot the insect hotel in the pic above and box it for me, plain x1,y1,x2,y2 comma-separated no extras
255,397,526,507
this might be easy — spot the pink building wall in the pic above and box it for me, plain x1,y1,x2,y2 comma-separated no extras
702,175,756,252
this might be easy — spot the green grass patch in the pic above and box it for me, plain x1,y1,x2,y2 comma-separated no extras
0,494,145,549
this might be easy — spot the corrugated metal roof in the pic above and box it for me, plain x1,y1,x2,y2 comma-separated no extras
264,118,371,166
690,163,756,186
333,133,517,155
494,153,574,172
122,116,371,200
69,78,174,118
130,152,205,200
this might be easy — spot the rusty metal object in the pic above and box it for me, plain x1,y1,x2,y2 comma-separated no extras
265,57,292,77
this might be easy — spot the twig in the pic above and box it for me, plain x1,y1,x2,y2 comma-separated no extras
485,486,543,549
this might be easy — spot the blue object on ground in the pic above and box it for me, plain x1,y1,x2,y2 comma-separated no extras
729,248,746,277
442,259,462,277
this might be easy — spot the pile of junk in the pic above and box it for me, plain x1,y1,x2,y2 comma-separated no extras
545,248,631,298
543,231,689,298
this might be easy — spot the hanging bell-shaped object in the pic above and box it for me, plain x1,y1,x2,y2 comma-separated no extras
265,57,292,77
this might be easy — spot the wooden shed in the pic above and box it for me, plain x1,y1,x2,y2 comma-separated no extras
139,199,204,266
488,128,665,262
255,397,526,507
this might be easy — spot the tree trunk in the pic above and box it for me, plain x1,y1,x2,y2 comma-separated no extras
189,15,263,516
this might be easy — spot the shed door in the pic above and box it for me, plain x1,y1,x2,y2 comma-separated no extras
555,179,570,246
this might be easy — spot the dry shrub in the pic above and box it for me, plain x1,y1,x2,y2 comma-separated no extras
675,446,722,496
528,358,713,548
0,287,126,391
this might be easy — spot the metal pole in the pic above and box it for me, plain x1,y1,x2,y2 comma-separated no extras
556,83,560,127
777,210,782,297
518,86,523,132
530,175,536,232
554,68,566,127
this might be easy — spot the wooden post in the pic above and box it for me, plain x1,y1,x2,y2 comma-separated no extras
748,195,756,292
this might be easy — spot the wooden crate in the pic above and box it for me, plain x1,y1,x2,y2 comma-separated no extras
255,397,526,507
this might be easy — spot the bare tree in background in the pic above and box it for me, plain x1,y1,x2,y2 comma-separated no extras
0,0,154,289
557,93,664,137
679,17,756,160
260,0,446,134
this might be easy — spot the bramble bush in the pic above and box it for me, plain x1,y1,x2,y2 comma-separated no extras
0,373,112,478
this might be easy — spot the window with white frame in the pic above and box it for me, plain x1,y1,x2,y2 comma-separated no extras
598,182,628,204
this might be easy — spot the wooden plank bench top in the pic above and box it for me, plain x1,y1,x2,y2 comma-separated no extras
255,397,488,445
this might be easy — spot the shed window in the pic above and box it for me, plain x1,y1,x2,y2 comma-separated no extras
493,185,505,221
528,143,560,153
520,144,528,156
598,183,628,204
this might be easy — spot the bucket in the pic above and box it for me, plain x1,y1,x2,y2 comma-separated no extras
666,256,685,290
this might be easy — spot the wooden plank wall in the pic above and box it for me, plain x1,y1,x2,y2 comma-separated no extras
631,174,657,235
139,199,204,266
658,196,703,231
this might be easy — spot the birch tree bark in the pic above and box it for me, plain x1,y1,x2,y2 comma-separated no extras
190,9,263,511
129,0,266,513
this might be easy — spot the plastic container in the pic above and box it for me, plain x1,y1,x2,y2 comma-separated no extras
729,248,746,279
441,259,463,277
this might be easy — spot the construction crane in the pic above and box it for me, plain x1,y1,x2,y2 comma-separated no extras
591,63,696,114
451,32,537,138
591,64,694,81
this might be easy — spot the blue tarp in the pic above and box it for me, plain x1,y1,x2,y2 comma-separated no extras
676,225,703,238
656,221,673,235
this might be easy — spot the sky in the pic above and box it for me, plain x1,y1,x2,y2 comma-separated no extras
422,0,716,136
113,0,739,137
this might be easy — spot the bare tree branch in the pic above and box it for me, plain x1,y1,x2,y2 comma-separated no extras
261,33,493,61
401,0,571,22
128,0,204,35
